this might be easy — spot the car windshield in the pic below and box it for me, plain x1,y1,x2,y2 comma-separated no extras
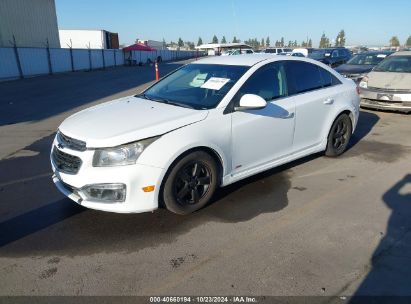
373,56,411,73
138,64,249,109
347,53,389,65
309,50,326,59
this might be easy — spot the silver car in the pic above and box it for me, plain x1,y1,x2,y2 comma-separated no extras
359,51,411,113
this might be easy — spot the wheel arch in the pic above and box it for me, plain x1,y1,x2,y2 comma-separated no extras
338,109,355,133
157,146,225,208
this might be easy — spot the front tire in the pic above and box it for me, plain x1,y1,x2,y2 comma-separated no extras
162,151,218,215
325,113,352,157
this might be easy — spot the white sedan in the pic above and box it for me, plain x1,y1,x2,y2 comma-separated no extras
51,55,360,215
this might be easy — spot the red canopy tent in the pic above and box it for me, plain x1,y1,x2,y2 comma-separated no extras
123,43,156,52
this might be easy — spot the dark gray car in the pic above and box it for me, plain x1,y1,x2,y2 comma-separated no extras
335,51,393,83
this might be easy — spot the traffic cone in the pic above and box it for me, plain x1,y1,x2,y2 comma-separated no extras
155,62,159,81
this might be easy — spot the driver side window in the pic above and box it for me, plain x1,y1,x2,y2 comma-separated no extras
235,62,288,104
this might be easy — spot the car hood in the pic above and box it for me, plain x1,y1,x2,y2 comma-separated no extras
335,64,374,74
59,96,209,148
367,71,411,91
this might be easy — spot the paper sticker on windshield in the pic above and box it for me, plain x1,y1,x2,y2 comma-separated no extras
201,77,230,90
377,54,387,58
190,73,208,87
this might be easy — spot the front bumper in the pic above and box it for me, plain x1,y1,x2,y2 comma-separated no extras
51,138,166,213
360,87,411,113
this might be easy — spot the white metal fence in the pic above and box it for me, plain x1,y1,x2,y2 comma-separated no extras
0,47,200,81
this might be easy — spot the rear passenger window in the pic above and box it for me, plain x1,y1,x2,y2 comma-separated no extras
319,67,342,87
285,61,323,94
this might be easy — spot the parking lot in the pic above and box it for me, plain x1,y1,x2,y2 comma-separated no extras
1,60,411,297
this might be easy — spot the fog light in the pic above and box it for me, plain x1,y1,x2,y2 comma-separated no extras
81,183,126,203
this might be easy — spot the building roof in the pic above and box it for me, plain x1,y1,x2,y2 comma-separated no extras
195,43,252,50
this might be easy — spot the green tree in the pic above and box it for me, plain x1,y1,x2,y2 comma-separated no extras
221,36,227,44
162,38,166,48
197,37,203,46
294,40,298,47
319,33,330,48
308,38,312,48
178,38,184,47
266,36,270,47
406,36,411,47
212,35,219,44
280,37,285,47
232,36,239,43
390,36,400,47
335,30,346,47
186,41,195,50
301,41,307,47
261,38,265,48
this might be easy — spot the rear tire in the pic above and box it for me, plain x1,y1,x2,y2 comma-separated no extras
162,151,218,215
325,113,352,157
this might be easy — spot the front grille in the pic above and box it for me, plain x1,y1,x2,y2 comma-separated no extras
52,147,82,174
57,131,87,151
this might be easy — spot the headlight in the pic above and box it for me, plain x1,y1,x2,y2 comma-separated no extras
93,136,159,167
359,76,368,88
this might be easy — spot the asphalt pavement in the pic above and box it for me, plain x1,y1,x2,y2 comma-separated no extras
0,61,411,298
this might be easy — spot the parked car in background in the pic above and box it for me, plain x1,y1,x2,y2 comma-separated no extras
291,52,305,57
359,51,411,113
309,48,351,67
292,48,314,57
335,51,393,83
51,55,359,215
264,48,293,55
222,49,254,56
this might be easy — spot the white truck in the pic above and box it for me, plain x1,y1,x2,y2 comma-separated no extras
59,29,119,49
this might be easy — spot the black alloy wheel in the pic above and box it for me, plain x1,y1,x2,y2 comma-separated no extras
325,113,352,157
162,151,218,215
174,161,211,206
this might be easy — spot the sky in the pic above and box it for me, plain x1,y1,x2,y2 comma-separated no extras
55,0,411,47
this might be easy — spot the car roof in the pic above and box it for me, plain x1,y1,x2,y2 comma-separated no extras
356,51,393,55
391,51,411,56
192,54,277,66
191,54,326,67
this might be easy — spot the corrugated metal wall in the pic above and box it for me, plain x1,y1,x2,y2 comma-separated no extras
0,47,201,81
0,0,60,48
0,48,20,79
18,48,49,76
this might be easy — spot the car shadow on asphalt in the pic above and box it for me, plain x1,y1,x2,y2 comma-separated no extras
348,110,380,150
0,110,380,257
0,135,316,256
350,174,411,300
0,62,185,126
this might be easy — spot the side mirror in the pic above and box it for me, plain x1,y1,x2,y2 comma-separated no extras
235,94,267,111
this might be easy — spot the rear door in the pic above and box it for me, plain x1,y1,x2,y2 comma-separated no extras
285,61,342,153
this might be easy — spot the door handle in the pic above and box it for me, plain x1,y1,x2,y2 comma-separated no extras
323,98,334,105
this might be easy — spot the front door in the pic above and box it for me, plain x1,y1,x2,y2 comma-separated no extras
231,62,295,175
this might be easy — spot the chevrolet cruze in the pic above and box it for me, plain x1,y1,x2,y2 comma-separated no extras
51,54,360,215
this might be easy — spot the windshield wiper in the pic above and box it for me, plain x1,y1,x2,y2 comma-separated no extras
137,94,198,109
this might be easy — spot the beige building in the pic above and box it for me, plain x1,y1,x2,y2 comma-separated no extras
0,0,60,48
